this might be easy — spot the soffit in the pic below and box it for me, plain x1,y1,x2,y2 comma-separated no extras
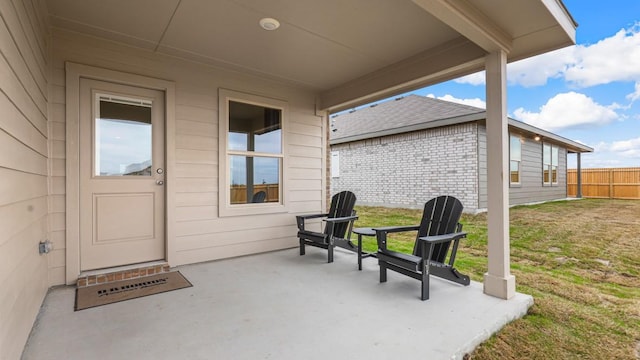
48,0,457,89
46,0,576,110
47,0,179,47
159,0,458,89
472,0,576,60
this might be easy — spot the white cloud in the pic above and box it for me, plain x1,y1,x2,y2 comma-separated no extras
565,25,640,87
573,137,640,167
426,93,486,109
454,24,640,88
454,72,485,86
512,92,618,131
626,82,640,102
568,154,626,169
607,137,640,158
507,47,575,87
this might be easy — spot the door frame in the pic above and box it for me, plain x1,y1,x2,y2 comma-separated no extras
65,62,176,284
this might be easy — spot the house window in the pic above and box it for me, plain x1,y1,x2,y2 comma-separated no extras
219,89,287,216
543,143,559,185
331,151,340,178
509,135,521,185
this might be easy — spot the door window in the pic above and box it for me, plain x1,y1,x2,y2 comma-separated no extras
95,95,152,176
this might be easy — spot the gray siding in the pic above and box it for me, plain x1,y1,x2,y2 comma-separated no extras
331,123,480,212
478,126,568,210
509,135,567,205
0,0,50,359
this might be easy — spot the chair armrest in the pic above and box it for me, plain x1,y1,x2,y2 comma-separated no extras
323,215,358,223
373,225,419,252
417,232,467,244
296,213,329,231
372,225,420,234
297,213,329,220
324,215,359,241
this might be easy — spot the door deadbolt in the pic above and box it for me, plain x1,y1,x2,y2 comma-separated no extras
156,168,164,174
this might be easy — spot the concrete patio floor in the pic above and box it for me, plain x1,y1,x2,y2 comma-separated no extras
22,248,533,360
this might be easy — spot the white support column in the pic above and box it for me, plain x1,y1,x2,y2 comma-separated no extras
576,153,583,198
483,50,516,299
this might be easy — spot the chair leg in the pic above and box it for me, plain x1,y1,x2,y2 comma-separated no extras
379,261,387,283
421,262,430,301
328,244,334,263
299,239,305,256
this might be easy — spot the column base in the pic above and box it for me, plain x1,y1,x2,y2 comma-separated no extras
483,272,516,299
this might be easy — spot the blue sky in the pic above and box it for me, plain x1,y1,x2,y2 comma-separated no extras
401,1,640,168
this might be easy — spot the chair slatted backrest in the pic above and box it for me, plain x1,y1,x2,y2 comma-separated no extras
251,191,267,203
324,191,357,238
413,196,464,263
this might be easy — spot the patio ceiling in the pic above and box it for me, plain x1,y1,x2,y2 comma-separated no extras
47,0,576,111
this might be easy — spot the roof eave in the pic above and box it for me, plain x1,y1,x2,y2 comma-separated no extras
330,111,486,145
507,119,593,153
331,112,594,154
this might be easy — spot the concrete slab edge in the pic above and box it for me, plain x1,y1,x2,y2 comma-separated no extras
451,293,534,359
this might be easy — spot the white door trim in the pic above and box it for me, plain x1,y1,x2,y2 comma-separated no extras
65,63,176,285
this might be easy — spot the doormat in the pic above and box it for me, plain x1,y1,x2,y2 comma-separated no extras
75,271,192,311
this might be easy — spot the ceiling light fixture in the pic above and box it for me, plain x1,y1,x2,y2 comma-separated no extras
259,18,280,31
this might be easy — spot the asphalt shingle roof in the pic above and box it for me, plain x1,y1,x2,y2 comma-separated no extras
330,94,484,141
329,94,593,153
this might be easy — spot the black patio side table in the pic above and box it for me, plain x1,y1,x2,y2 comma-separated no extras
352,227,377,270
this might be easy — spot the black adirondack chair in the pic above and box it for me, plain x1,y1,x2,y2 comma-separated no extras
374,195,470,300
297,191,358,263
251,191,267,203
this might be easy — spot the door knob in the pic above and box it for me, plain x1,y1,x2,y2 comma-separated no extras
156,180,164,185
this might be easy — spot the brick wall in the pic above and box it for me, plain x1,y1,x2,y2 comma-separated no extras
331,123,480,212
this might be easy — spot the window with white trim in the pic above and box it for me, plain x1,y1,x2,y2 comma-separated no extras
219,89,287,216
543,143,559,185
509,135,521,185
331,151,340,178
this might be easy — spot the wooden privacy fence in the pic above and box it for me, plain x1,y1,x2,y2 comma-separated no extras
567,167,640,199
230,184,279,203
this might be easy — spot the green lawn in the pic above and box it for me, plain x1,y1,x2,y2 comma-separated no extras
353,199,640,359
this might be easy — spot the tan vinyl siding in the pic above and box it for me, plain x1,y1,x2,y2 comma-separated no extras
47,62,65,286
51,29,324,270
0,0,50,359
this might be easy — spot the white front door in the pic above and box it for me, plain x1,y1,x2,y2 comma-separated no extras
79,78,165,271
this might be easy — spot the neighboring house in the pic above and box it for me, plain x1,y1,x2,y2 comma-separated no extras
0,1,577,359
330,95,593,212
